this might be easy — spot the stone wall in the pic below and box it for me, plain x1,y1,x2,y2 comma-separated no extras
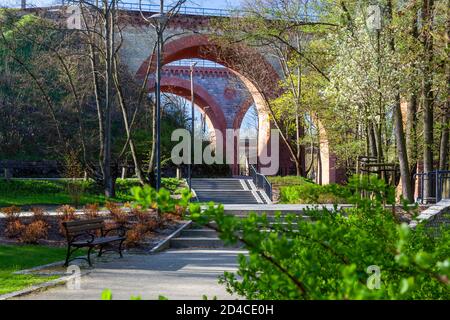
409,199,450,233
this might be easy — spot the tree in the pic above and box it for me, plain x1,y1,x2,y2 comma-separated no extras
212,0,336,177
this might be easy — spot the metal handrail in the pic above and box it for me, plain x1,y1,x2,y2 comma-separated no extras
249,164,272,201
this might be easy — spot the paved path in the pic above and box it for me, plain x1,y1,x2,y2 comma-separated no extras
16,249,245,300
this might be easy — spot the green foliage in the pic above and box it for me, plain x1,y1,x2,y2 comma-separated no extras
279,183,349,204
160,177,183,192
131,185,192,216
101,289,113,300
189,176,450,299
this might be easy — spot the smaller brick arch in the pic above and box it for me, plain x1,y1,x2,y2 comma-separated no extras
148,77,227,143
233,98,255,132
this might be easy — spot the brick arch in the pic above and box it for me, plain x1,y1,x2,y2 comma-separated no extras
136,34,276,175
136,34,337,179
233,98,255,131
148,77,227,140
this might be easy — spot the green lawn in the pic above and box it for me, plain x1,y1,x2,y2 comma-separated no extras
0,244,69,295
0,178,183,207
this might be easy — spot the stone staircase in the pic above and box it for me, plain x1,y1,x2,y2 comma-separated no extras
191,178,270,204
169,206,319,250
170,225,243,249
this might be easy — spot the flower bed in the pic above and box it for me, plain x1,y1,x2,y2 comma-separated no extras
0,204,185,252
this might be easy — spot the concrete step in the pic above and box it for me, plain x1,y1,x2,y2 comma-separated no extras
191,179,245,191
203,221,303,229
224,209,307,215
180,229,218,238
195,191,261,204
170,237,243,249
226,214,311,222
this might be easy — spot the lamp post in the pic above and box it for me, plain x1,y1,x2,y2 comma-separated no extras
148,1,167,191
188,61,197,192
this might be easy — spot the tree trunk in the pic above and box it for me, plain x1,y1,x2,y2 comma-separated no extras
147,97,157,188
422,0,435,200
388,0,413,202
103,1,115,198
394,95,413,202
112,56,147,186
439,113,449,170
369,122,378,158
374,122,383,162
439,1,450,171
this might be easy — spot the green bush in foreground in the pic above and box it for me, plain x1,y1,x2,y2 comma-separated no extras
188,175,449,300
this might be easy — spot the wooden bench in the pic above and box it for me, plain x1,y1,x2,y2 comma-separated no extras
62,218,126,267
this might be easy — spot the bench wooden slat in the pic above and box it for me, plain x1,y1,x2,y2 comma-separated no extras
65,223,104,234
72,236,124,246
64,218,104,227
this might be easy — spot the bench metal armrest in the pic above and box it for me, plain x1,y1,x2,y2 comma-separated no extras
102,226,127,238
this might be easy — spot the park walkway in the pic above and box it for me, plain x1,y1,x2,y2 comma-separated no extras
15,249,245,300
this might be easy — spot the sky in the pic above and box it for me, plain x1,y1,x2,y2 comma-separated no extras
2,0,243,10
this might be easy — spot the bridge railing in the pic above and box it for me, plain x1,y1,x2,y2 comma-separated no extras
58,0,232,17
167,59,225,69
18,1,319,20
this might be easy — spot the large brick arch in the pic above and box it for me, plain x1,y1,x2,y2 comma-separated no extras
136,34,276,174
137,34,336,180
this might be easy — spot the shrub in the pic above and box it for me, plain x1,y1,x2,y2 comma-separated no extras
66,181,85,207
124,217,159,248
131,186,192,218
124,228,144,248
131,208,159,230
1,206,21,223
31,207,47,222
57,205,77,235
161,177,182,192
280,183,349,204
84,203,100,219
63,151,86,206
5,220,25,238
21,220,49,244
106,201,129,226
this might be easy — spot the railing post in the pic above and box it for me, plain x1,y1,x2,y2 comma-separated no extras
436,170,441,202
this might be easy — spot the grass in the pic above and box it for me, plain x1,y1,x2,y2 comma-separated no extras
0,244,70,295
0,178,184,208
268,175,314,187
